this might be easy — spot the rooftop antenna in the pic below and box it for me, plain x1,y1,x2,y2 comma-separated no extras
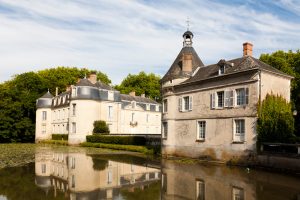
186,17,190,31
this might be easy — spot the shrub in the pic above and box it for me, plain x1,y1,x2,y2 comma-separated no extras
52,134,68,141
257,94,295,143
86,135,146,145
93,120,110,134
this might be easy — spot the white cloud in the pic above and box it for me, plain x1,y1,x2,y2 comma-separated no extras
0,0,300,84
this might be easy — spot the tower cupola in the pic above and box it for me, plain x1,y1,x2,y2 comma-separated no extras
183,30,193,47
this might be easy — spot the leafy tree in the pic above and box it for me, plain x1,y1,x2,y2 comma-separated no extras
0,67,111,143
257,94,295,143
93,120,110,134
260,50,300,136
114,71,161,101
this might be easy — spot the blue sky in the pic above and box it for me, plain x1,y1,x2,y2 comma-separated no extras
0,0,300,84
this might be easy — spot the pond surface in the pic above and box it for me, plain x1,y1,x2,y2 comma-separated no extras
0,145,300,200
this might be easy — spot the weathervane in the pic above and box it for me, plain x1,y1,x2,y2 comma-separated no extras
186,17,190,31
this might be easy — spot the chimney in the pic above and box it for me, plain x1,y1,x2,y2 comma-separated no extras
89,72,97,84
243,42,253,57
141,94,145,98
182,53,193,72
55,87,58,96
129,91,136,96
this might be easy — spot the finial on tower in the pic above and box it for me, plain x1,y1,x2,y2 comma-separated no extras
186,17,190,31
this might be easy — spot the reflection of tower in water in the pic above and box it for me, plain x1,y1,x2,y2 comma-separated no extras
35,148,161,199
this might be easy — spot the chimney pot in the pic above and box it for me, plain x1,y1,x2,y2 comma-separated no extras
243,42,253,57
129,91,136,96
89,72,97,84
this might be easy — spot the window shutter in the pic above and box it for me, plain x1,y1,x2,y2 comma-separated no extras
211,93,215,109
189,96,193,111
178,97,182,112
229,90,234,107
224,91,229,107
232,90,235,107
245,88,249,104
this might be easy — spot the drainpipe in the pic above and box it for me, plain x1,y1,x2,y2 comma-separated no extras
258,70,262,117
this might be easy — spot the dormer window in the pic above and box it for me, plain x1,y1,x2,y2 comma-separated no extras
219,65,225,75
131,101,136,109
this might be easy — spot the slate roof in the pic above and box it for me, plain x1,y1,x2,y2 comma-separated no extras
40,91,54,99
182,56,293,85
161,46,205,82
76,78,115,90
120,94,158,104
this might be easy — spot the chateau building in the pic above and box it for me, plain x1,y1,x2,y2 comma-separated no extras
35,74,161,144
161,30,292,160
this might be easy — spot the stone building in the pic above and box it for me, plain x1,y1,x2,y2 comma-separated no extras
161,30,292,160
35,74,161,144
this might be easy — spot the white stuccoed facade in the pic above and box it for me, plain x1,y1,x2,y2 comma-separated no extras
35,74,161,144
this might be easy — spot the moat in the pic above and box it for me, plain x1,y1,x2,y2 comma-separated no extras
0,145,300,200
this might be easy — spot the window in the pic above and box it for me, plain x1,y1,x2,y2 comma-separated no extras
146,114,149,123
219,65,225,75
196,180,205,200
42,124,46,134
179,96,192,111
108,106,113,120
146,104,150,110
72,104,76,116
232,186,244,200
217,91,224,108
107,171,113,184
234,119,245,142
53,111,56,120
108,91,114,100
71,157,75,169
72,122,76,134
236,88,249,106
163,99,168,113
132,101,136,109
162,122,168,138
72,87,77,97
71,175,75,188
42,111,47,120
41,164,46,174
155,105,159,112
197,121,206,140
58,110,60,120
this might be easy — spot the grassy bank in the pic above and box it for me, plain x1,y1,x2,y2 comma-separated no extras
81,142,154,154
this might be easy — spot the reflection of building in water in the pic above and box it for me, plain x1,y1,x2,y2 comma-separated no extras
35,149,160,199
161,160,300,200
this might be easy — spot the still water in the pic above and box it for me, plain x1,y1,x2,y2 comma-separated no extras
0,146,300,200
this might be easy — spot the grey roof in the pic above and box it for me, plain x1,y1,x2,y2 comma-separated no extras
120,94,158,104
161,46,204,82
183,56,292,85
76,78,115,90
40,91,53,99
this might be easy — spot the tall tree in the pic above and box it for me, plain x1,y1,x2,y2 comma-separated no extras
115,71,161,101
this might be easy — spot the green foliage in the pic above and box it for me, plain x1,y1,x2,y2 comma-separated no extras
259,50,300,136
0,67,111,143
40,140,68,145
114,71,161,101
81,142,153,154
51,134,68,141
86,135,146,145
257,94,295,143
93,120,110,134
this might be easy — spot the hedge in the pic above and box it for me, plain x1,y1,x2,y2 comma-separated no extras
40,140,68,145
81,142,152,154
52,134,68,141
86,135,146,145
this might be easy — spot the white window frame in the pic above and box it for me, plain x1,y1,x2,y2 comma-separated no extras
197,121,206,141
72,104,76,116
236,88,249,106
179,95,193,112
196,179,205,200
42,111,47,121
131,101,136,109
108,105,113,120
232,186,244,200
233,119,245,142
42,124,46,134
108,91,114,101
72,122,76,134
219,65,225,75
146,104,150,110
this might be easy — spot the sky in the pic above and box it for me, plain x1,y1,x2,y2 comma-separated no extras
0,0,300,85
